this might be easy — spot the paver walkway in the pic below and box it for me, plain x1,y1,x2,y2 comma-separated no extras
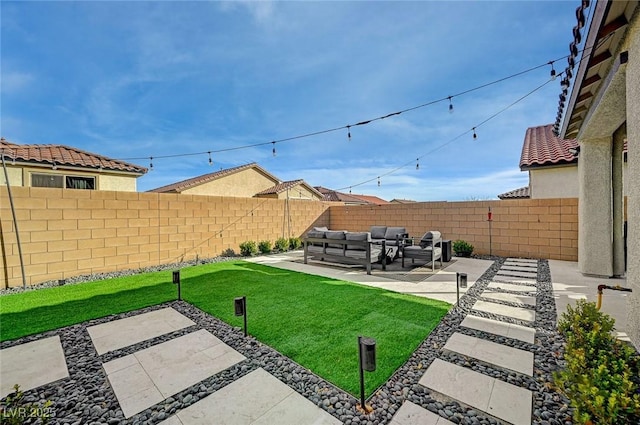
413,258,538,425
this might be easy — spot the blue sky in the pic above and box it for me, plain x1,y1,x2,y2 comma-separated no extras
1,1,580,200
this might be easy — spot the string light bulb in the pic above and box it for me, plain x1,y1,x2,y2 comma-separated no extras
448,96,454,113
272,141,276,157
349,187,352,194
149,156,153,170
549,61,556,80
472,128,477,140
347,125,351,141
52,160,57,170
377,176,381,187
416,158,420,170
208,151,213,166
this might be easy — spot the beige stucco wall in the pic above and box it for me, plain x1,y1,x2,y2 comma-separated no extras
0,166,23,186
624,10,639,350
182,168,277,197
529,166,579,199
278,184,322,200
99,174,137,192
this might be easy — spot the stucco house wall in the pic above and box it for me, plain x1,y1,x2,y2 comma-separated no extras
529,166,579,199
180,168,277,197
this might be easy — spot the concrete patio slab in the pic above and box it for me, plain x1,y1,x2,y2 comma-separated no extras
246,252,494,305
419,359,531,425
480,291,536,307
389,400,455,425
88,307,195,355
460,315,535,344
494,272,537,282
0,336,69,398
443,333,533,375
472,300,535,323
104,329,245,418
500,267,538,275
159,368,341,425
504,258,538,264
549,259,629,338
487,281,536,293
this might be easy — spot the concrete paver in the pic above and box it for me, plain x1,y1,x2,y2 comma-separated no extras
389,400,455,425
443,333,533,375
472,300,535,323
104,330,245,418
159,368,341,425
487,281,536,293
460,315,535,344
0,336,69,398
480,291,536,306
494,273,537,283
420,359,531,425
88,307,195,355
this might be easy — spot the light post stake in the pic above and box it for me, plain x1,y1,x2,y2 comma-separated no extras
234,296,247,337
488,207,493,256
456,272,468,304
173,270,181,301
357,336,376,413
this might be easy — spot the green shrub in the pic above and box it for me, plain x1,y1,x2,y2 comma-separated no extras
239,241,258,257
1,384,52,424
554,300,640,424
258,240,272,254
289,237,302,250
452,240,474,257
274,237,289,252
221,248,236,257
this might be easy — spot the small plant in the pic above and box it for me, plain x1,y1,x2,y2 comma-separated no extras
221,248,236,257
554,300,640,424
1,384,53,424
274,237,289,252
289,237,302,250
453,240,474,257
239,241,258,257
258,240,272,254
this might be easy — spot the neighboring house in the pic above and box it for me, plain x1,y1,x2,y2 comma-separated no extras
149,162,323,200
497,187,530,200
0,138,147,191
556,0,638,348
255,179,324,201
499,124,579,199
390,198,417,204
314,186,386,205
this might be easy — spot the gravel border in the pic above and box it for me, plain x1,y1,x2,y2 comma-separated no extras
1,257,575,425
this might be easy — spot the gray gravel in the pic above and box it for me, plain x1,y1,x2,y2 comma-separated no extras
1,257,575,425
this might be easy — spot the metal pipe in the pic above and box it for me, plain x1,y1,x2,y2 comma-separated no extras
596,284,632,310
1,152,26,289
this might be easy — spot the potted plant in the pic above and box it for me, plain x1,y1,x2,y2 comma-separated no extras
453,240,474,257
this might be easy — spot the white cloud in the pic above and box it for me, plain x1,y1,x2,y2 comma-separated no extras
0,71,33,95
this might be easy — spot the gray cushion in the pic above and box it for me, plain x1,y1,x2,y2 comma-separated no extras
370,226,387,240
325,231,346,248
306,230,326,239
419,231,441,248
384,226,406,241
346,232,370,250
313,226,329,232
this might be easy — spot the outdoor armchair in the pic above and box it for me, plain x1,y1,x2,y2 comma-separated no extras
401,230,443,271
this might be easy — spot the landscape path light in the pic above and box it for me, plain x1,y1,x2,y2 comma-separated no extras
357,336,376,414
234,296,247,337
173,270,181,301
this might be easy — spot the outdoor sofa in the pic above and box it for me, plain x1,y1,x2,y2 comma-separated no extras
302,226,408,274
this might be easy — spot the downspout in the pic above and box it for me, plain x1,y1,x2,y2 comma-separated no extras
1,151,27,288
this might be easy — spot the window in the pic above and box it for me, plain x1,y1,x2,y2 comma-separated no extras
31,173,95,190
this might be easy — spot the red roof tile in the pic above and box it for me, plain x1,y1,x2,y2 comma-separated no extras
519,124,578,169
498,186,530,199
314,186,377,204
0,138,147,174
349,194,389,205
148,162,279,193
255,180,302,195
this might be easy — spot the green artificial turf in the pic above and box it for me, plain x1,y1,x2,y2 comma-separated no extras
0,261,450,397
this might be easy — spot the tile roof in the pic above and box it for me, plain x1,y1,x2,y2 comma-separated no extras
349,194,389,205
498,186,530,200
256,180,304,195
0,138,147,174
148,162,278,193
519,124,578,169
390,198,417,204
314,186,371,204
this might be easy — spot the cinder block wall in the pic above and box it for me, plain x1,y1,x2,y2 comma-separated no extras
0,187,331,288
329,198,578,261
0,187,578,288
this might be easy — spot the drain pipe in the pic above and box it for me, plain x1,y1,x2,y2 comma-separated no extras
596,284,632,310
1,151,27,289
